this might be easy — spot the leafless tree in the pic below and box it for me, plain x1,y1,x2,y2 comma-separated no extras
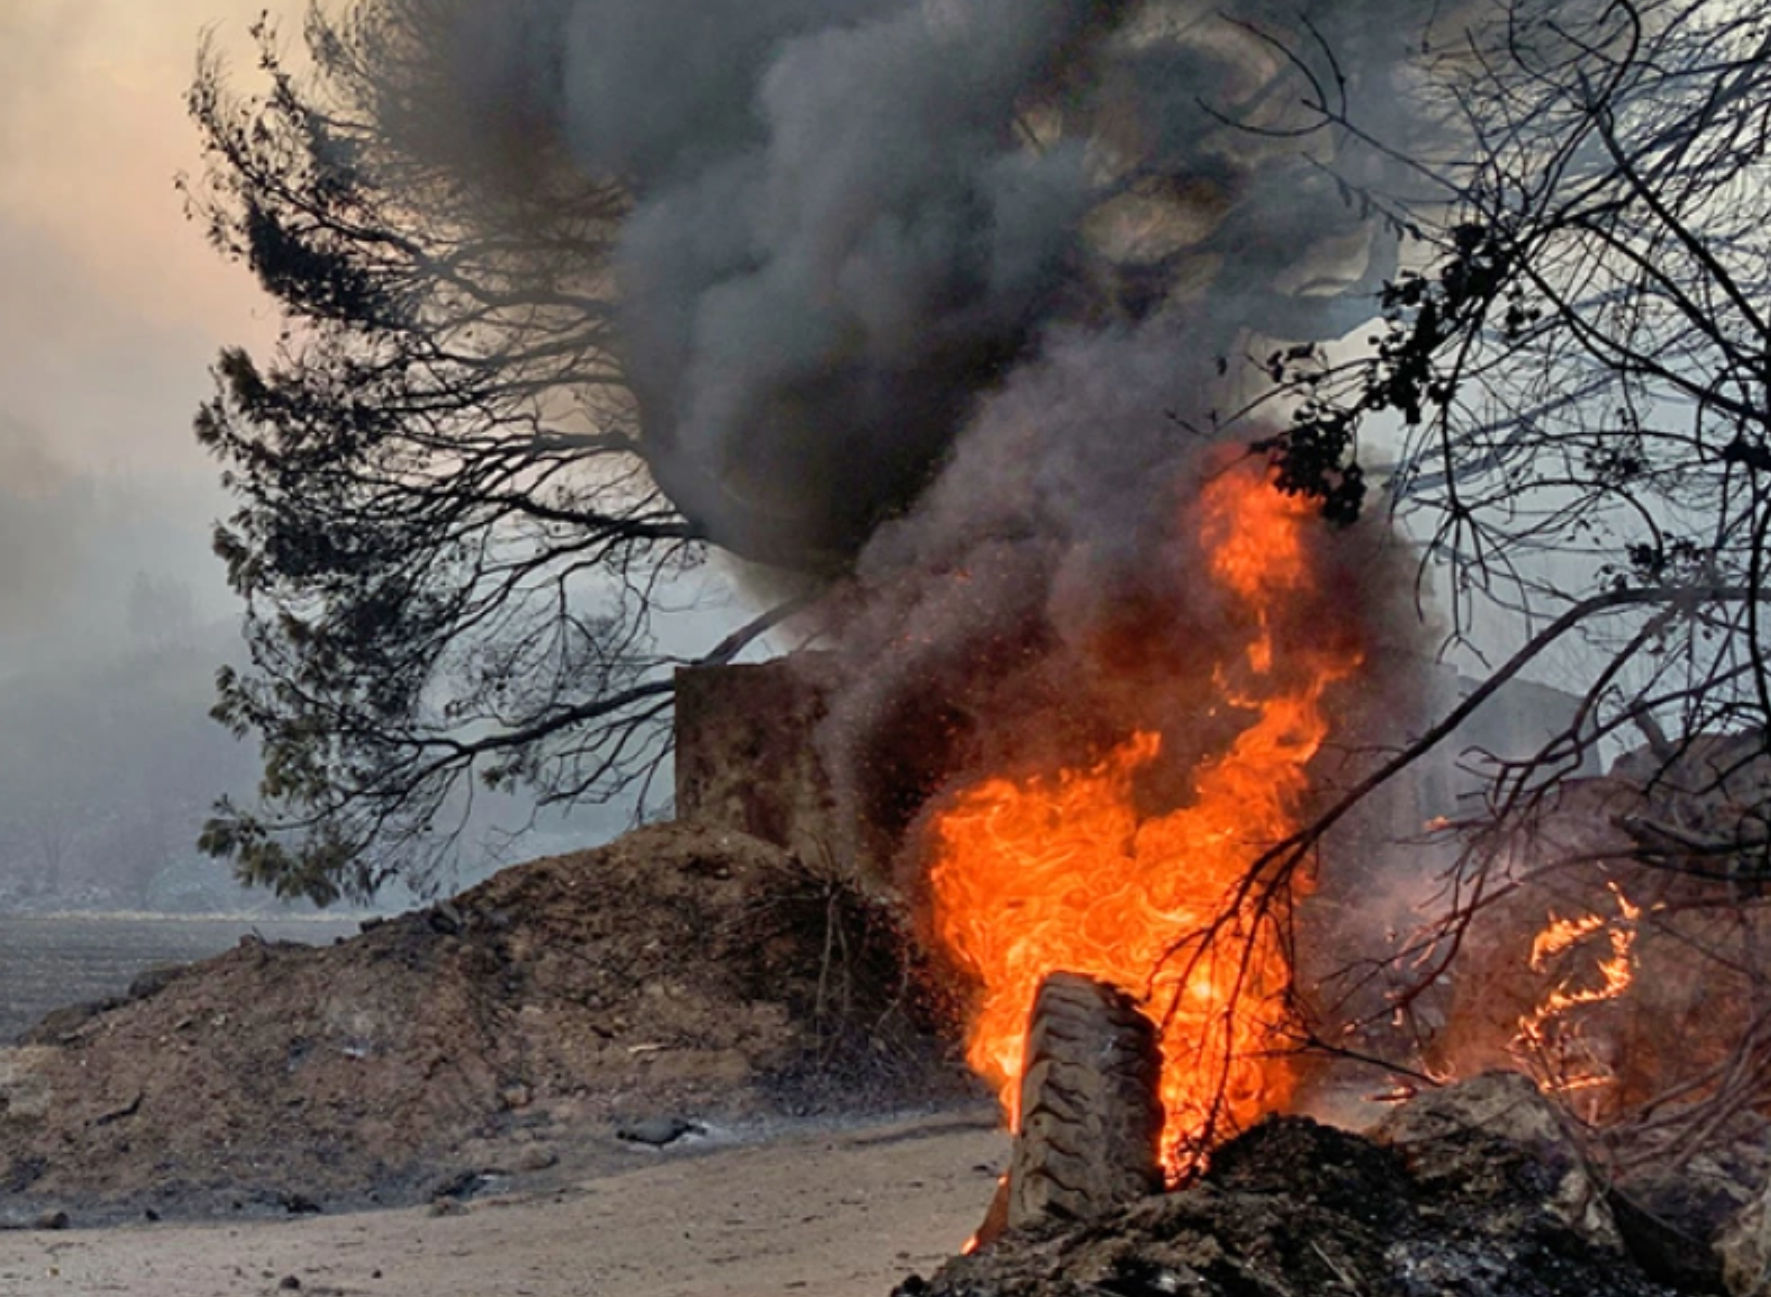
1226,0,1771,1163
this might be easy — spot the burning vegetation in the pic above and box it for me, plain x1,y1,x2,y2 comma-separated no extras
1421,777,1771,1185
925,463,1363,1179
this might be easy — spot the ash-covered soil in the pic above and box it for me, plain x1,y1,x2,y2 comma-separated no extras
0,823,969,1221
904,1105,1680,1297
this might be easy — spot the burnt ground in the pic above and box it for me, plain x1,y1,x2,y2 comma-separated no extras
903,1114,1680,1297
0,823,973,1223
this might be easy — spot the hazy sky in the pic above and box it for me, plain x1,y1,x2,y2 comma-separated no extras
0,0,296,659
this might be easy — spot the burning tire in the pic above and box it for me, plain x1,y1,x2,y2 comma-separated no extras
1004,971,1164,1231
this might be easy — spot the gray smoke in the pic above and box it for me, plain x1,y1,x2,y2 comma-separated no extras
356,0,1441,569
0,415,86,633
349,0,1456,861
618,0,1118,567
813,316,1431,880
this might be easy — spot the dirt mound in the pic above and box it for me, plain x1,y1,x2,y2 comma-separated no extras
902,1098,1679,1296
0,823,959,1216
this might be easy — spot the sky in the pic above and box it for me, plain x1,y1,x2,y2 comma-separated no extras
0,0,295,666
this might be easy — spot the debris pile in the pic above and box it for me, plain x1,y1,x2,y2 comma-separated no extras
0,824,953,1218
901,1072,1771,1297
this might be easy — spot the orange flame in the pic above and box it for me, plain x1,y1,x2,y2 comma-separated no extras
1515,884,1642,1105
925,465,1362,1179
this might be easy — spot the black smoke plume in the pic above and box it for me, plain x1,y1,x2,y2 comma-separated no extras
349,0,1450,856
354,0,1434,561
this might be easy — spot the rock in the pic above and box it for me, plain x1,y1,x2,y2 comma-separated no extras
429,1169,501,1202
92,1093,143,1127
1371,1070,1619,1250
616,1116,704,1147
1612,1175,1731,1293
2,1155,44,1194
426,902,465,935
1714,1133,1771,1297
512,1145,559,1173
1718,1171,1771,1295
33,1210,68,1231
1609,1121,1771,1294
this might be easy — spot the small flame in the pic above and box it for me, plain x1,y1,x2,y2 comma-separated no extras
1515,884,1642,1107
1529,913,1609,967
926,465,1361,1179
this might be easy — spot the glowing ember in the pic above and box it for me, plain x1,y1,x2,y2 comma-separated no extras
1515,884,1642,1107
926,465,1362,1179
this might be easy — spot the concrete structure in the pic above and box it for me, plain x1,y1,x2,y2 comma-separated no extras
673,658,851,872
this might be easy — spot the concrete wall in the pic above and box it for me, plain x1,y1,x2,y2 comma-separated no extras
673,658,851,873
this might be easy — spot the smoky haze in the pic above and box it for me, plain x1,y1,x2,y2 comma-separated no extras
0,1,635,911
0,2,255,909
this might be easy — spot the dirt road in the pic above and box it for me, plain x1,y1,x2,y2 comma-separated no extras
0,1110,1004,1297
